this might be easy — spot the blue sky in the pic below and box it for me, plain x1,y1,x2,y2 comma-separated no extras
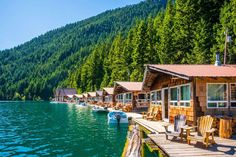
0,0,143,50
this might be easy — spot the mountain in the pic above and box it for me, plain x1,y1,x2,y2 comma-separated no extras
0,0,167,100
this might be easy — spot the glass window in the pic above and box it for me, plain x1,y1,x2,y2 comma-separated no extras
151,91,156,102
170,87,178,101
170,87,178,106
208,84,227,101
180,85,190,101
138,94,145,99
207,84,227,108
156,91,162,101
231,84,236,107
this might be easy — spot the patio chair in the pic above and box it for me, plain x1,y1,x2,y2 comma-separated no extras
186,115,216,148
163,114,187,140
146,107,159,121
143,106,154,119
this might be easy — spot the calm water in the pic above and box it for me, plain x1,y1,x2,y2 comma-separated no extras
0,101,128,157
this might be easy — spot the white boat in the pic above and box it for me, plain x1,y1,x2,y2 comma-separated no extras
108,111,128,124
92,106,108,113
76,102,88,108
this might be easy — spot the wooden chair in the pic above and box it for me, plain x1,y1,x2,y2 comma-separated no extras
146,107,159,121
163,114,187,140
186,115,216,148
143,106,154,119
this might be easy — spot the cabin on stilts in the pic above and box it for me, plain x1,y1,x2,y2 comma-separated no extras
82,93,88,103
54,88,77,102
142,63,236,130
73,94,83,103
87,92,97,104
103,87,115,107
114,81,149,112
96,90,104,106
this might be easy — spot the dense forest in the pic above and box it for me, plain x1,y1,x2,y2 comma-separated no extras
0,0,236,100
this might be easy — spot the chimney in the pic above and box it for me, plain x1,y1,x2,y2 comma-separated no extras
215,51,221,66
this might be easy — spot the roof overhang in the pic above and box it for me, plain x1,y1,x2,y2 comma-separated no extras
148,65,191,80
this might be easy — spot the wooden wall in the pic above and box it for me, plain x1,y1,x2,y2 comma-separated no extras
150,73,194,124
195,77,236,116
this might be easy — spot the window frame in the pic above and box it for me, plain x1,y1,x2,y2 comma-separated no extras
207,83,228,109
179,83,191,107
230,83,236,108
170,86,179,106
150,90,162,105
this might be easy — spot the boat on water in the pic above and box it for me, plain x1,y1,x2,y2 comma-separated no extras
92,106,108,113
50,101,67,104
76,102,88,108
108,111,128,124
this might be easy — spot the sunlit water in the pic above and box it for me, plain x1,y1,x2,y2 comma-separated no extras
0,101,128,157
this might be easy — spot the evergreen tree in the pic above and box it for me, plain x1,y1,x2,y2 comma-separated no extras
158,0,175,63
130,21,148,81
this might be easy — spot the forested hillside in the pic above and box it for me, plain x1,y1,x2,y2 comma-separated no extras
1,0,236,100
0,0,166,100
65,0,236,93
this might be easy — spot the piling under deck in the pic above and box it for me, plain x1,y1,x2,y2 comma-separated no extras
134,119,236,157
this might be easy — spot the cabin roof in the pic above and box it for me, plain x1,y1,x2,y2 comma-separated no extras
147,64,236,79
83,93,88,98
96,90,103,96
74,94,83,98
67,95,74,98
103,87,114,95
88,92,96,97
55,88,77,97
115,81,142,91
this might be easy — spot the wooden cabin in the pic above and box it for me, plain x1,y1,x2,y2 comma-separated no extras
87,92,97,104
73,94,83,103
82,93,88,103
96,90,104,106
103,87,115,107
114,82,149,112
142,64,236,125
54,88,77,102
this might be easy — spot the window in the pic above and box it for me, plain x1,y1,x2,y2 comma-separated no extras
180,84,191,107
150,90,162,105
170,87,178,106
138,94,145,100
207,84,227,108
116,94,123,102
230,84,236,107
124,93,132,103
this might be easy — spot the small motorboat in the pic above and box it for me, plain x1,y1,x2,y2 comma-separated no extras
76,102,88,108
92,106,108,113
108,111,128,124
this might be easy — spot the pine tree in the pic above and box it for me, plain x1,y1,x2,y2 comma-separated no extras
159,0,175,63
172,0,198,63
189,18,211,64
130,21,148,81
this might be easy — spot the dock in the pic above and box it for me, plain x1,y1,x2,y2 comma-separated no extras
134,119,236,157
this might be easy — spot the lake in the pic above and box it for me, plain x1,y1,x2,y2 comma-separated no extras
0,101,128,157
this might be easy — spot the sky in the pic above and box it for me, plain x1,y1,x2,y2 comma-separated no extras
0,0,143,51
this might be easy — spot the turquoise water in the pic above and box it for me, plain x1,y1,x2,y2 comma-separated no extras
0,101,128,157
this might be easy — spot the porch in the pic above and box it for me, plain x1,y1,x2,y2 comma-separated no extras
134,119,236,157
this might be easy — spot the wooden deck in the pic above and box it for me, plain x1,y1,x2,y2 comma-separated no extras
134,119,236,157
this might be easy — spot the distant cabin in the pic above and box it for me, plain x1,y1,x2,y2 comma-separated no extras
55,88,77,102
114,81,149,112
103,87,115,107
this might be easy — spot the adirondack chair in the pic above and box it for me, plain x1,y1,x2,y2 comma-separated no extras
186,115,216,148
146,107,159,121
163,114,187,140
143,106,154,119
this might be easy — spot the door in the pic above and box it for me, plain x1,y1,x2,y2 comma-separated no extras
162,88,169,122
